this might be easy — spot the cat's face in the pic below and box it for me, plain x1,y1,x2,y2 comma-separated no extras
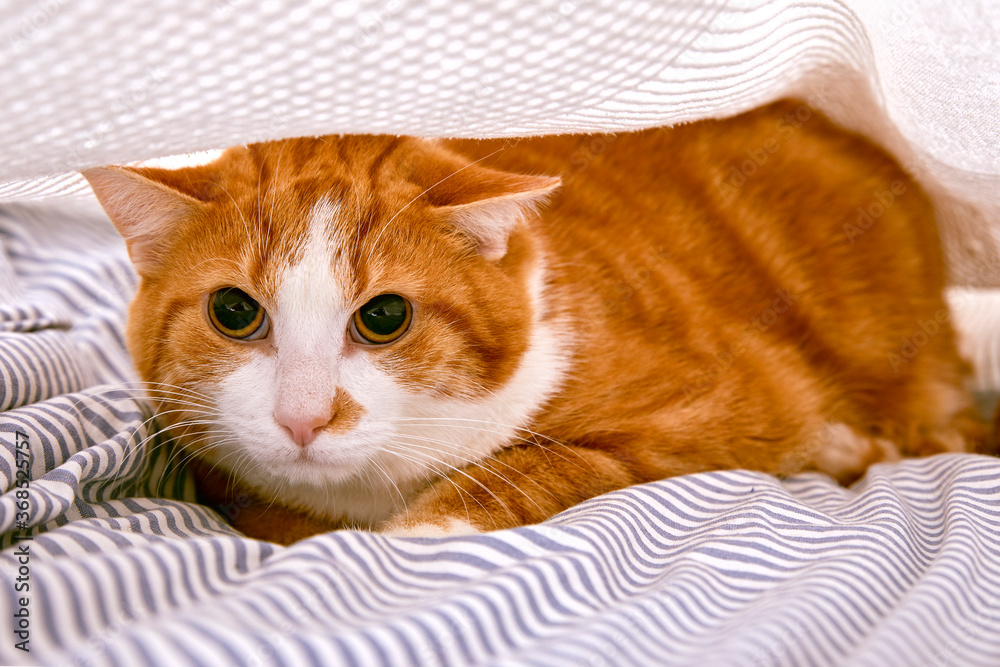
84,137,565,514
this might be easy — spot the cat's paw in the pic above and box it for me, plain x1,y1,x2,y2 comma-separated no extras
380,516,482,537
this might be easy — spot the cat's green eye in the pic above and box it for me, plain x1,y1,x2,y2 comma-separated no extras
351,294,412,345
208,288,269,340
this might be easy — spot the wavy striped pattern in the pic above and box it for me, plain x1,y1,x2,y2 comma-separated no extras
3,453,1000,666
2,173,1000,664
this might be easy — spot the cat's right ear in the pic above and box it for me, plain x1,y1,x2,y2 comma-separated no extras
82,166,204,273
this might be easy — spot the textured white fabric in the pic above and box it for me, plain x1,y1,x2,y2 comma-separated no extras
0,0,998,284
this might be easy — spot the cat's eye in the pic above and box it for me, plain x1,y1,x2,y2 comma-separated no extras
351,294,412,345
208,288,270,340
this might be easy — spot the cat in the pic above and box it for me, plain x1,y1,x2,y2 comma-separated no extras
83,100,986,544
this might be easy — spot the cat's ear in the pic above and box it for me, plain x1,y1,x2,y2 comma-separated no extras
82,166,205,273
431,167,561,261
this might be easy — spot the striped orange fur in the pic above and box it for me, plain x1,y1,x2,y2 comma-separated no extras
84,100,986,543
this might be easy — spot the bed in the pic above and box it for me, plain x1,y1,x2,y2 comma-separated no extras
2,2,1000,665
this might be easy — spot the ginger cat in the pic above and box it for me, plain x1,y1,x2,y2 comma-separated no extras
83,100,985,544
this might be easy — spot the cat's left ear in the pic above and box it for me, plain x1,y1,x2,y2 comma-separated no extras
431,167,561,261
82,166,206,274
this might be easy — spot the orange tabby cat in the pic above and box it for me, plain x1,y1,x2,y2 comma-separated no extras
83,100,985,544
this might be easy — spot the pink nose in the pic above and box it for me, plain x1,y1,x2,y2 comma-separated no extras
275,413,329,446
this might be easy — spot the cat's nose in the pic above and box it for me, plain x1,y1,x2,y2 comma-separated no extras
275,413,329,446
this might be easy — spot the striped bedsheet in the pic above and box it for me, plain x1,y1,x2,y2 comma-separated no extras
1,201,999,666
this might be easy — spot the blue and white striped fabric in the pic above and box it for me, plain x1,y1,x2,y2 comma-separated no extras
2,202,1000,666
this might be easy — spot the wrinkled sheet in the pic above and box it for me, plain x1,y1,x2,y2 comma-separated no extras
1,198,998,666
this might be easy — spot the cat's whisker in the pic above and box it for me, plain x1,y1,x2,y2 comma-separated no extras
325,469,339,518
224,450,256,500
395,417,595,475
387,437,553,517
150,442,205,497
134,410,236,470
366,458,411,523
107,408,213,491
386,433,531,489
255,143,266,249
261,474,290,518
202,446,256,489
63,378,215,405
109,382,223,466
364,146,510,265
383,447,498,530
362,468,383,517
396,416,560,448
386,454,477,529
49,384,212,476
264,141,288,262
143,422,222,489
97,382,221,437
439,374,598,467
110,419,215,497
187,254,247,276
151,432,232,498
391,437,544,492
348,178,367,263
213,183,259,273
140,399,224,419
384,442,520,526
170,441,254,507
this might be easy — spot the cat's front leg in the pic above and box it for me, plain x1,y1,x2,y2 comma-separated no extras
378,443,639,536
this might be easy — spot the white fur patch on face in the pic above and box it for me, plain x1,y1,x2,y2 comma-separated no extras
202,199,571,528
208,197,383,481
269,199,350,438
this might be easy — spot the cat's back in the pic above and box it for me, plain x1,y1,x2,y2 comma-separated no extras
447,99,945,359
447,101,976,477
446,100,939,288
